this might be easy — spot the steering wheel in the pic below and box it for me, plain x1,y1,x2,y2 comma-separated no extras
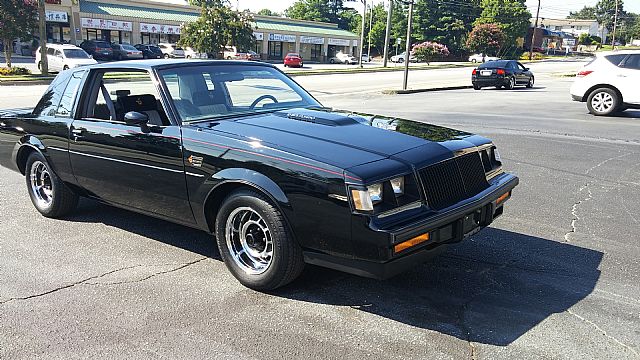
250,95,278,109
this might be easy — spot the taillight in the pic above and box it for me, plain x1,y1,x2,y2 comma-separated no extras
577,70,593,77
497,69,505,75
472,69,477,75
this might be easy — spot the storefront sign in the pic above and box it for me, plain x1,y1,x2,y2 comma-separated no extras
269,33,296,43
328,38,351,46
253,32,264,41
140,23,182,35
81,18,132,31
300,36,324,44
45,10,69,23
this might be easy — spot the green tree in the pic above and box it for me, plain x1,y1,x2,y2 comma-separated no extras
0,0,38,68
466,23,506,56
285,0,356,31
568,6,597,19
474,0,531,57
257,9,280,16
180,2,255,58
594,0,625,34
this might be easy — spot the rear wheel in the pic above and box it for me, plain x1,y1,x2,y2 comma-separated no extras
215,189,304,291
25,152,78,218
398,58,405,63
329,58,335,64
63,65,69,71
586,88,620,116
505,76,515,90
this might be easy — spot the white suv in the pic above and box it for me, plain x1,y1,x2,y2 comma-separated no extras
158,43,185,59
570,51,640,116
35,43,97,73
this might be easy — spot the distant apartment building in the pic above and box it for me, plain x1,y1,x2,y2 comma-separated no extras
535,18,607,39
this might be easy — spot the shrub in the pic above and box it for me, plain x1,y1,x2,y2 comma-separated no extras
412,41,450,65
519,52,546,60
0,67,31,76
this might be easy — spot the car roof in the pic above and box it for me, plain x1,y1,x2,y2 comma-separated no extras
45,43,81,48
84,59,276,71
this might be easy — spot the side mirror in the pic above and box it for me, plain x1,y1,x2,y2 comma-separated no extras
124,111,149,125
524,67,530,71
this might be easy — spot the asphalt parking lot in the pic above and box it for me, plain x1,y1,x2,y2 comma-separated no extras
1,69,639,359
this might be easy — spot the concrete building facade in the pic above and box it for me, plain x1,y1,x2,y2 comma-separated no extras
41,0,359,62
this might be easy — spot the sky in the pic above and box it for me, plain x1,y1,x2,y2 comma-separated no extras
156,0,640,18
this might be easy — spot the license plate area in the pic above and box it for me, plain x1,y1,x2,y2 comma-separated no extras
480,70,492,76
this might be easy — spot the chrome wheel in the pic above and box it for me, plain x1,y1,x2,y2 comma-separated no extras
225,207,273,275
30,161,53,209
591,91,614,113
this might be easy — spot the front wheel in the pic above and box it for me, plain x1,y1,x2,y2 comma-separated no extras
329,59,335,64
526,76,534,88
586,88,620,116
215,189,304,291
473,84,481,90
164,54,170,59
25,152,78,218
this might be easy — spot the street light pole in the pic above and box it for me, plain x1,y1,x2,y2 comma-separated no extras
402,0,414,90
358,0,367,68
529,0,540,60
367,4,373,58
38,0,48,75
612,0,619,48
383,0,393,67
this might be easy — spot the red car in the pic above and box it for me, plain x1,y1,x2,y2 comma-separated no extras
283,53,303,68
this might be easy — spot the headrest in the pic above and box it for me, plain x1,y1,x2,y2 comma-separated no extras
118,94,157,112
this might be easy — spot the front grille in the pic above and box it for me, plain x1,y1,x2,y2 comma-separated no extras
419,152,489,210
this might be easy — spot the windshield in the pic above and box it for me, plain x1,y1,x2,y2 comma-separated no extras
159,64,320,123
121,45,138,51
63,49,90,59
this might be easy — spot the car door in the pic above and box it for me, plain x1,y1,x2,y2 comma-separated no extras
516,62,531,84
68,69,196,224
618,54,640,104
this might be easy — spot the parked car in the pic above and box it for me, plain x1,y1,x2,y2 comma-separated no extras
570,50,640,116
35,44,97,72
391,51,417,63
0,60,518,291
472,60,534,90
361,54,372,62
468,53,500,63
79,40,113,60
283,53,303,67
247,50,261,61
329,51,357,64
223,46,250,60
111,43,143,60
134,44,163,59
158,43,185,59
184,47,208,59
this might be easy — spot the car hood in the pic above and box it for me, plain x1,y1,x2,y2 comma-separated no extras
193,107,491,170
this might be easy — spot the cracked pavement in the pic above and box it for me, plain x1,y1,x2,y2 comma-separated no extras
1,64,640,359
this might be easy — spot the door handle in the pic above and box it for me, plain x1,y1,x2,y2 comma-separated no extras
71,128,84,141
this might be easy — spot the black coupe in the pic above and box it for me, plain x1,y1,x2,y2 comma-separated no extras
472,60,535,90
0,60,518,290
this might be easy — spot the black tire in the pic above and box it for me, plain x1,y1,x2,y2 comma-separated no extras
164,54,170,59
526,76,534,88
505,76,515,90
37,61,42,71
63,65,69,71
25,152,78,218
215,189,304,291
398,58,405,63
473,84,481,90
329,58,335,64
586,87,620,116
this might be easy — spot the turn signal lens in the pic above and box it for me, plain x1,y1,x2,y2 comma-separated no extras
472,69,477,75
351,189,374,211
496,191,511,205
394,233,430,253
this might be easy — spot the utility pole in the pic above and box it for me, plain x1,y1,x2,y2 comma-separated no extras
358,0,367,68
529,0,540,60
612,0,619,48
367,4,373,58
38,0,48,75
402,0,414,90
383,0,393,67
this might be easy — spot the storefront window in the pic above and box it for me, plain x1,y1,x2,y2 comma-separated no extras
255,41,263,55
46,23,70,44
268,42,282,60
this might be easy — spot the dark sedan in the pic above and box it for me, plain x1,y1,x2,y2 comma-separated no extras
0,60,518,291
135,44,164,59
472,60,534,90
79,40,113,60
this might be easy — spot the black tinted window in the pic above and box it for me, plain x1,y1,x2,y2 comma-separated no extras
56,71,84,117
478,60,509,68
33,71,72,116
605,54,627,66
622,55,640,70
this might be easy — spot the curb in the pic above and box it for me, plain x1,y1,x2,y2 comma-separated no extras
382,85,472,94
287,64,474,77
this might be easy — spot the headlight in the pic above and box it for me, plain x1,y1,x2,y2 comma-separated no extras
390,177,404,196
367,183,383,203
493,148,501,162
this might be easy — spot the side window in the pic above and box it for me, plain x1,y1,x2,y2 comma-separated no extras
84,71,169,126
54,50,63,58
605,54,627,66
32,71,72,116
47,48,55,56
517,63,527,70
56,71,84,118
622,55,640,70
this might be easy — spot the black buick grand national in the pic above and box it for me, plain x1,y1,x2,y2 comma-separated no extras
0,60,518,290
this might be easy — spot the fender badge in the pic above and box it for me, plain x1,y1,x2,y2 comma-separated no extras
187,155,203,167
136,97,143,106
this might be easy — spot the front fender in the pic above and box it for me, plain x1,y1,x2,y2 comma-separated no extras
12,135,47,174
210,168,290,206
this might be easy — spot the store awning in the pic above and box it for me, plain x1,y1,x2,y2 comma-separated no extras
255,19,358,38
80,1,199,23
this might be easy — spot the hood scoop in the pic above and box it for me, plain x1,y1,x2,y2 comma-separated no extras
275,108,359,126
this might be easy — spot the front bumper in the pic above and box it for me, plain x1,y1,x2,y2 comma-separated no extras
304,173,519,279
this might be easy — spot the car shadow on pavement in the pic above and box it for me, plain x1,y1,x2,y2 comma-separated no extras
64,199,220,259
276,227,603,347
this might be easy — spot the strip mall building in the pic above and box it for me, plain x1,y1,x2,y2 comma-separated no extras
43,0,359,61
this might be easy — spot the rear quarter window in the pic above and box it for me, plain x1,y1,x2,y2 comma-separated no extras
33,72,73,117
604,54,627,66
